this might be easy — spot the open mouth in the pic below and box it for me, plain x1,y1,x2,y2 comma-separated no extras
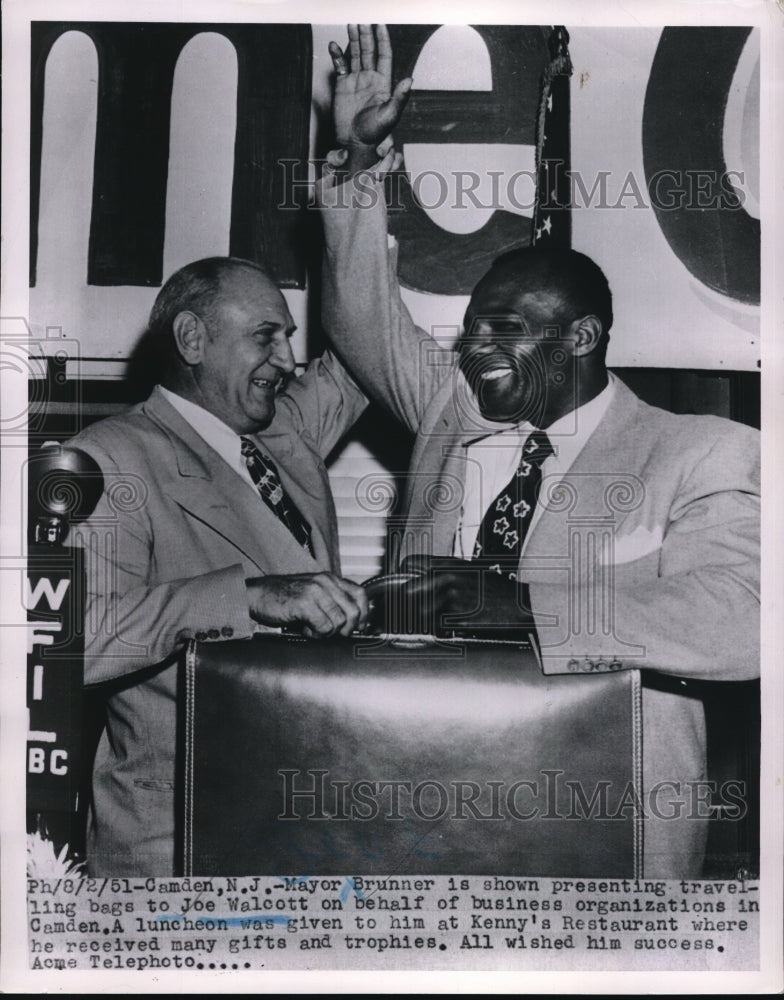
251,377,279,390
479,366,514,382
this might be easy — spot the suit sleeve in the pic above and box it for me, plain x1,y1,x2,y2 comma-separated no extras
529,430,760,681
319,173,452,434
274,348,368,459
69,445,255,685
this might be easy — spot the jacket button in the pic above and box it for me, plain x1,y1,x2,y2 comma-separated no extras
207,628,220,640
609,659,623,671
221,626,234,637
583,658,595,671
195,631,207,642
567,658,580,672
595,659,607,672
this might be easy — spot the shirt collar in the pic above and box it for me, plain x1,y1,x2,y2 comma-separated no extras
158,385,243,467
545,372,617,469
462,372,617,467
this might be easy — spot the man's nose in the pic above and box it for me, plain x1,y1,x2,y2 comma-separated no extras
466,319,496,343
461,321,496,354
271,335,296,374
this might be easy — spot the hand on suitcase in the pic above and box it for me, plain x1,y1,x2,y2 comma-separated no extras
397,555,536,638
247,572,368,637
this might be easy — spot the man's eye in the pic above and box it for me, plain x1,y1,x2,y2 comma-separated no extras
465,318,524,337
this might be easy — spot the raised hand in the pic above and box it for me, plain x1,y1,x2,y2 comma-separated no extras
328,24,412,174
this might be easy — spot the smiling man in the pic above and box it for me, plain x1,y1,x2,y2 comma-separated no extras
318,25,760,877
449,245,613,574
68,255,368,875
459,248,610,427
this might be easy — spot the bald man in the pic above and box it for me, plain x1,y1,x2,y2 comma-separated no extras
69,256,368,874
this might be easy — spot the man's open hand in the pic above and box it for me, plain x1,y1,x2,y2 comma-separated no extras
328,24,412,175
247,572,368,637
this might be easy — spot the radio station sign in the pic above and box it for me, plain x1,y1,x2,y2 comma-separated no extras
26,547,85,814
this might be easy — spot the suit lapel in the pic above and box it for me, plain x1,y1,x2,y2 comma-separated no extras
524,381,644,562
142,389,323,575
406,377,646,570
405,384,520,558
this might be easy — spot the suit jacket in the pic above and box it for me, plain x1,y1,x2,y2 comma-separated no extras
320,175,760,877
68,352,367,875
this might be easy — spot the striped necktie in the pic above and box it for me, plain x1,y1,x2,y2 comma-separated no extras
240,436,314,557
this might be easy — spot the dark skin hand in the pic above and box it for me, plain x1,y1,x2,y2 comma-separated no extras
328,24,412,178
398,555,536,635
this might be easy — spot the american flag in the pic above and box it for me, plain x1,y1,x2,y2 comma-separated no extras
533,26,573,248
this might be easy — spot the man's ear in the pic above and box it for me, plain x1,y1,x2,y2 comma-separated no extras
172,310,206,366
571,314,604,358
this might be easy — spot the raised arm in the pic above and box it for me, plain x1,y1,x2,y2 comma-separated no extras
273,347,369,458
320,25,453,433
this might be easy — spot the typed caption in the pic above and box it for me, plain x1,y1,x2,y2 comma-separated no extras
27,874,759,972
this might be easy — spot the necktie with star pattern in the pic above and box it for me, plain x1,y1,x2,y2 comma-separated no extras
473,430,554,577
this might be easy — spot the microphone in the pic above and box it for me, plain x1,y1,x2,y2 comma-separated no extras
28,445,104,547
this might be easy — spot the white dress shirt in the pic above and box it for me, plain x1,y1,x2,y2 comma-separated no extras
159,385,260,496
159,387,284,635
454,373,617,559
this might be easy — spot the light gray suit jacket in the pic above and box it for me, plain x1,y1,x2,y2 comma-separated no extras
320,176,760,877
69,352,367,875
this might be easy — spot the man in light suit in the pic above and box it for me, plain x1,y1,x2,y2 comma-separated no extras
69,256,369,875
318,26,760,876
